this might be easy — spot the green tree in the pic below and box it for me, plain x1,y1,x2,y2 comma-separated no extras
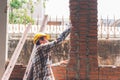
9,0,34,24
9,0,48,24
10,0,22,9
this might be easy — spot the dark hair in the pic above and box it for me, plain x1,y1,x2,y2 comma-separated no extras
36,40,40,45
36,36,45,45
39,36,44,41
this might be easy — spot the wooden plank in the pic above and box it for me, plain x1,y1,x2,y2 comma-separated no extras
47,21,61,25
40,15,48,32
50,66,55,80
23,45,35,80
1,24,31,80
23,15,48,80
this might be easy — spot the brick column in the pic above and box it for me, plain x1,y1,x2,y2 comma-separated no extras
67,0,98,80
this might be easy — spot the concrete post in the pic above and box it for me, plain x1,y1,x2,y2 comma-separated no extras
0,0,8,78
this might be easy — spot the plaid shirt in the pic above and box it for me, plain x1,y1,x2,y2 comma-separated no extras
28,28,70,80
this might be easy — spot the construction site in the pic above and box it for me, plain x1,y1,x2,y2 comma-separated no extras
1,0,120,80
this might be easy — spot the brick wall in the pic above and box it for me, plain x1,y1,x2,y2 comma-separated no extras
10,65,120,80
67,0,98,80
52,65,67,80
10,64,26,80
98,67,120,80
52,65,120,80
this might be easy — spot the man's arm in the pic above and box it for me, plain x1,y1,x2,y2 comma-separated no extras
37,26,71,50
56,27,71,43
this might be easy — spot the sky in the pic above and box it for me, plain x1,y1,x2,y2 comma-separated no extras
45,0,69,18
98,0,120,19
45,0,120,19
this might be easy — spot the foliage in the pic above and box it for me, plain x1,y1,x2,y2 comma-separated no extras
9,11,34,24
43,0,48,8
9,0,34,24
9,0,48,24
10,0,22,9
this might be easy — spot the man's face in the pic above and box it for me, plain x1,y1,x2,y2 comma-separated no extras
39,37,49,44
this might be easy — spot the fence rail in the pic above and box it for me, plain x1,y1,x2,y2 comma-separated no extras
98,26,120,39
98,18,120,39
8,19,120,39
8,24,70,39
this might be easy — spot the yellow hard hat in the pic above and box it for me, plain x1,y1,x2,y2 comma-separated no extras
33,32,50,44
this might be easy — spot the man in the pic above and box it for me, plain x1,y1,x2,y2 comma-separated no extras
28,27,71,80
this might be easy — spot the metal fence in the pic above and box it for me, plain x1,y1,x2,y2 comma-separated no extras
8,16,70,39
8,24,69,34
8,19,120,39
8,24,70,40
98,19,120,39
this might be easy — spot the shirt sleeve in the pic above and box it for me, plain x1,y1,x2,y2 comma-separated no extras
37,27,71,51
57,27,71,43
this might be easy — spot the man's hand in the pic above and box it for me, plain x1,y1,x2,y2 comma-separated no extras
60,60,69,65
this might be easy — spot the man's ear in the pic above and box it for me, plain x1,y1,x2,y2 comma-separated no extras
36,40,40,45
